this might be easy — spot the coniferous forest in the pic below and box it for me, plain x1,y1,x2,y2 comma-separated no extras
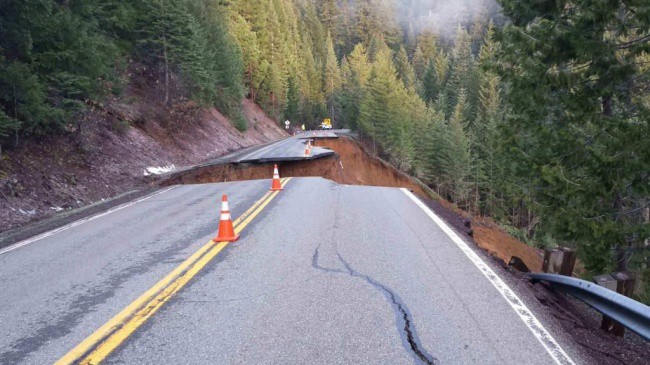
0,1,648,298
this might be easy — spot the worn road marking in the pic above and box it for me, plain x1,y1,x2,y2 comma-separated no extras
401,188,575,365
56,178,290,365
0,186,179,256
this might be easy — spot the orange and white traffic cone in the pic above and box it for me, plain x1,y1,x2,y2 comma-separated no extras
304,141,311,157
214,195,239,242
270,164,283,191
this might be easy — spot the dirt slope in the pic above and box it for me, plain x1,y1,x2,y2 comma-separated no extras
0,99,287,232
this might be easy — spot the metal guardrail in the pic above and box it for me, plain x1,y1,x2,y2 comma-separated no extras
529,273,650,341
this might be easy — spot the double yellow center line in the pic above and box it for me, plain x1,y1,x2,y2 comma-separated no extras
56,178,291,364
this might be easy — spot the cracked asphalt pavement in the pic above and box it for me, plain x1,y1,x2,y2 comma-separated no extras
0,177,582,364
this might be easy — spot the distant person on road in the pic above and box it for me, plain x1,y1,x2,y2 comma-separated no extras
301,124,305,131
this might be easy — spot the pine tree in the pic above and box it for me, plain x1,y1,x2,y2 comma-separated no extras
323,31,341,122
284,74,300,121
339,43,370,129
422,60,439,105
318,0,343,55
395,46,416,91
498,0,650,274
359,44,399,148
440,89,473,206
412,45,427,82
0,0,117,142
442,25,474,117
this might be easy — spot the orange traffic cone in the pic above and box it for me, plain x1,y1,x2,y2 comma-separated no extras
270,164,283,191
214,195,239,242
304,141,311,157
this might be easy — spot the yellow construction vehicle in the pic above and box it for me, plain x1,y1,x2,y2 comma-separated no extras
319,118,332,130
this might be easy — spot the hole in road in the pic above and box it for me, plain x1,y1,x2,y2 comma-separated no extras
160,137,431,198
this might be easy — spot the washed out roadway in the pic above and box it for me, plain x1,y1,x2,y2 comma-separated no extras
0,176,582,364
231,133,335,164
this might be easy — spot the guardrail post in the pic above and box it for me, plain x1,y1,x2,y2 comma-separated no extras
594,272,637,337
542,247,577,276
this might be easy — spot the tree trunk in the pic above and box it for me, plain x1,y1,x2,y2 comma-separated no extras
612,192,630,272
603,95,629,271
163,33,169,106
248,65,254,102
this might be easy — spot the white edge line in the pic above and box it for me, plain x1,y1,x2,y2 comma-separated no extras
0,186,178,256
400,188,576,365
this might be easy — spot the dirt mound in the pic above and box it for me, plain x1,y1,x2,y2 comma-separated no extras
472,218,543,272
0,99,287,233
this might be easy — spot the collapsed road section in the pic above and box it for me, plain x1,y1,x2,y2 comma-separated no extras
161,129,431,198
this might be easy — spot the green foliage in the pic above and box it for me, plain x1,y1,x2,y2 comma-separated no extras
0,61,55,135
232,113,248,132
439,89,473,205
284,74,300,122
2,0,647,285
422,60,439,104
395,46,416,90
0,110,20,138
0,0,117,143
137,0,243,111
0,0,245,144
496,0,650,274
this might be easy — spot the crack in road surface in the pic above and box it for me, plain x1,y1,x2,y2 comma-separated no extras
312,245,438,365
311,245,345,274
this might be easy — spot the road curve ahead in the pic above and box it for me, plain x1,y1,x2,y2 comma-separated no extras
0,177,578,364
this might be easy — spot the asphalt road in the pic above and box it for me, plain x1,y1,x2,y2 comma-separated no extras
0,131,341,250
0,177,582,364
231,133,337,164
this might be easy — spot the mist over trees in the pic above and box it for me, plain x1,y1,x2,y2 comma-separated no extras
0,0,647,298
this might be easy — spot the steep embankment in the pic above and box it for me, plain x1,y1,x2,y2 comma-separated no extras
0,98,286,232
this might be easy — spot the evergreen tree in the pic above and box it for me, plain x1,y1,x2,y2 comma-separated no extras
318,0,344,55
440,89,473,206
412,45,427,82
284,74,300,121
497,0,650,274
323,31,341,121
339,43,370,130
0,0,117,142
395,46,416,91
422,60,439,105
442,25,474,117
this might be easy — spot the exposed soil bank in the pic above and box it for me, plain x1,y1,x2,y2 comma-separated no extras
313,137,431,196
0,98,287,233
163,137,431,198
319,137,546,272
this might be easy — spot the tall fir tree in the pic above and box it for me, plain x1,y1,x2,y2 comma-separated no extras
497,0,650,275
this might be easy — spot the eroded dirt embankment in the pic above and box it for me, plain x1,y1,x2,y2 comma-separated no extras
162,137,430,198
